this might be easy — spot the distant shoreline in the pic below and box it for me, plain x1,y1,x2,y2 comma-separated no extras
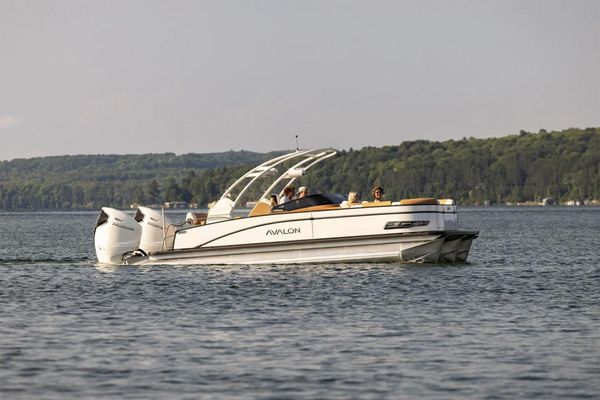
1,128,599,211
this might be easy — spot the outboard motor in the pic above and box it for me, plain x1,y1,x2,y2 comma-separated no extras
94,207,142,264
134,206,172,254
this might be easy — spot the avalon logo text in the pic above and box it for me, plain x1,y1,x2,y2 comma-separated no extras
266,227,301,236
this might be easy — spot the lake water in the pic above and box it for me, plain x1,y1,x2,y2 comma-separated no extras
1,208,599,399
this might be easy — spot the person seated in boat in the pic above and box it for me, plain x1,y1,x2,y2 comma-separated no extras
280,186,295,204
372,186,384,202
297,186,309,198
341,192,361,208
348,191,361,205
270,194,278,207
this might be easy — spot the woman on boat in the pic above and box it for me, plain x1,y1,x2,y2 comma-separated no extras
348,192,361,205
372,186,384,202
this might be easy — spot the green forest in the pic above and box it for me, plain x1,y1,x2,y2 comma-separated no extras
0,127,598,211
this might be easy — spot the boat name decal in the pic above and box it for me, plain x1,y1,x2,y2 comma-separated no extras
384,220,430,230
266,227,301,236
112,222,135,232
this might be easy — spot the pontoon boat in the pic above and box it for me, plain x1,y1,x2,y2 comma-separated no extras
94,149,478,265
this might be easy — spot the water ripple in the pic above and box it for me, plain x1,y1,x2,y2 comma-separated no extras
0,209,599,398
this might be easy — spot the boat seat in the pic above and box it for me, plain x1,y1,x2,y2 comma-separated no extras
249,201,272,217
362,201,392,207
186,212,207,225
399,198,438,205
437,199,456,205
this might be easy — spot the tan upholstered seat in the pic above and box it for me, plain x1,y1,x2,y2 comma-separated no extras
362,201,392,207
399,198,438,205
249,201,272,217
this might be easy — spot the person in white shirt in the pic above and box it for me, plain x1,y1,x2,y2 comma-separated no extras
280,186,295,203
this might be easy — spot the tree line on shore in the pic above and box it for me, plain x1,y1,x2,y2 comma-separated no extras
0,127,598,211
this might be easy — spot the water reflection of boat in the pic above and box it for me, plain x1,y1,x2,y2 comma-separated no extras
94,149,478,265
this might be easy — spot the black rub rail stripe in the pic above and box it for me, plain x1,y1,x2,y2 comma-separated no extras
157,231,436,255
156,230,478,255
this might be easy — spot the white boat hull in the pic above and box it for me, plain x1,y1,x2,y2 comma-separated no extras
122,230,477,266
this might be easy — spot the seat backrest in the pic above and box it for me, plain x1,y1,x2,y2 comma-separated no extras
362,201,392,207
399,198,438,205
249,201,272,217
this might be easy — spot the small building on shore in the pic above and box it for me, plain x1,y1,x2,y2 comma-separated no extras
164,201,188,209
541,197,556,206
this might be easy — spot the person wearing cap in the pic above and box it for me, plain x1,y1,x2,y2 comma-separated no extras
372,186,384,202
297,186,309,198
280,186,295,203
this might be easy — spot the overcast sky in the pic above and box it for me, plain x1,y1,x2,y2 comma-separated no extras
1,0,598,160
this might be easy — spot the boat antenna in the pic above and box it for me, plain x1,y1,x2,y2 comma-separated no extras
161,205,166,252
295,134,299,151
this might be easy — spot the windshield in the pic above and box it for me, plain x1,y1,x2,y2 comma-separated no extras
271,193,346,212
